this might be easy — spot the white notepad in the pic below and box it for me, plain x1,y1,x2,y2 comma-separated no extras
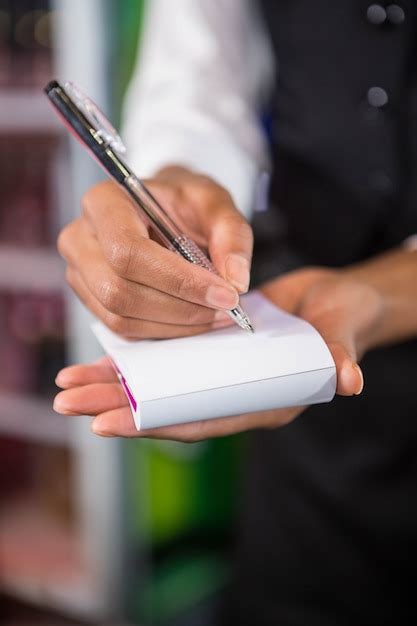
92,292,336,430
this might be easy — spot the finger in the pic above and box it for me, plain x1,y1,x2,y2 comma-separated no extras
66,267,233,339
54,383,129,416
78,183,239,310
328,341,364,397
82,180,149,238
55,357,117,389
312,312,364,396
262,270,363,395
91,405,301,441
146,171,254,291
61,221,229,325
205,196,254,294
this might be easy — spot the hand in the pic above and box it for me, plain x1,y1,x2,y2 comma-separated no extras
54,268,384,442
58,167,253,339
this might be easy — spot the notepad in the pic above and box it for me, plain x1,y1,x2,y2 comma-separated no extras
92,292,336,430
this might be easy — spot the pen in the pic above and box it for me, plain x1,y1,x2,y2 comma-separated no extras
44,80,254,333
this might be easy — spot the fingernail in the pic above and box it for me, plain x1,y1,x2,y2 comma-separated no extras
353,364,364,395
225,254,250,293
55,371,67,387
206,284,239,310
53,396,68,414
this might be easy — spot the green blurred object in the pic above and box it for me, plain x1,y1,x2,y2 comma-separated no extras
111,0,146,123
126,436,244,624
132,551,231,625
127,438,243,546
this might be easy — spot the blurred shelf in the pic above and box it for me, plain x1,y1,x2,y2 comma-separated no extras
0,392,72,447
0,90,61,134
0,496,99,619
0,246,65,292
0,3,129,620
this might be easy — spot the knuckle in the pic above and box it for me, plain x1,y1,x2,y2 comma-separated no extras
195,176,215,194
196,174,224,195
81,187,99,222
98,279,125,314
187,176,219,204
107,239,134,276
58,218,87,261
105,312,128,336
217,186,234,205
81,182,110,220
195,173,213,187
147,179,182,203
176,272,200,301
57,225,72,259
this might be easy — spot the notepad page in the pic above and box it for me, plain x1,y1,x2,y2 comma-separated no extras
92,292,335,404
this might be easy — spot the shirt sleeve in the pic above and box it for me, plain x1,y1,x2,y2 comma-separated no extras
121,0,274,219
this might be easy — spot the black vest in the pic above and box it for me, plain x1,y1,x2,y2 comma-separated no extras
226,4,417,625
257,0,417,267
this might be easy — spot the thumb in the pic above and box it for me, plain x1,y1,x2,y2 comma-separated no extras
313,315,364,397
328,341,364,397
206,199,254,294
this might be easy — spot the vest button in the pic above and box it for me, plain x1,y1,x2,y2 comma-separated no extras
386,4,405,24
367,86,389,108
366,4,387,25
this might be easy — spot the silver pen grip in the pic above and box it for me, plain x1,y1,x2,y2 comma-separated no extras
171,236,253,332
170,235,215,272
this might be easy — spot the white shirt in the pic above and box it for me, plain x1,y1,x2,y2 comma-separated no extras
122,0,274,219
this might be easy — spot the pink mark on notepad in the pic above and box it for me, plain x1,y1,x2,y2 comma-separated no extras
109,359,137,412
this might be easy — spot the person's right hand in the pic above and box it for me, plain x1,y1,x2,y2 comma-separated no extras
58,166,253,339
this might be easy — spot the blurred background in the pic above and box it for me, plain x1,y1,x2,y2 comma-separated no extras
0,1,244,624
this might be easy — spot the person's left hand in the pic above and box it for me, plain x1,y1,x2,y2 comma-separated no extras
53,267,384,442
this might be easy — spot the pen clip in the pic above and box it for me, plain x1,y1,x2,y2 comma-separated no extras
63,81,127,155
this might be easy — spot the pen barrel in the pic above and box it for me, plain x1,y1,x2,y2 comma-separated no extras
170,236,216,272
125,176,217,272
124,174,183,246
